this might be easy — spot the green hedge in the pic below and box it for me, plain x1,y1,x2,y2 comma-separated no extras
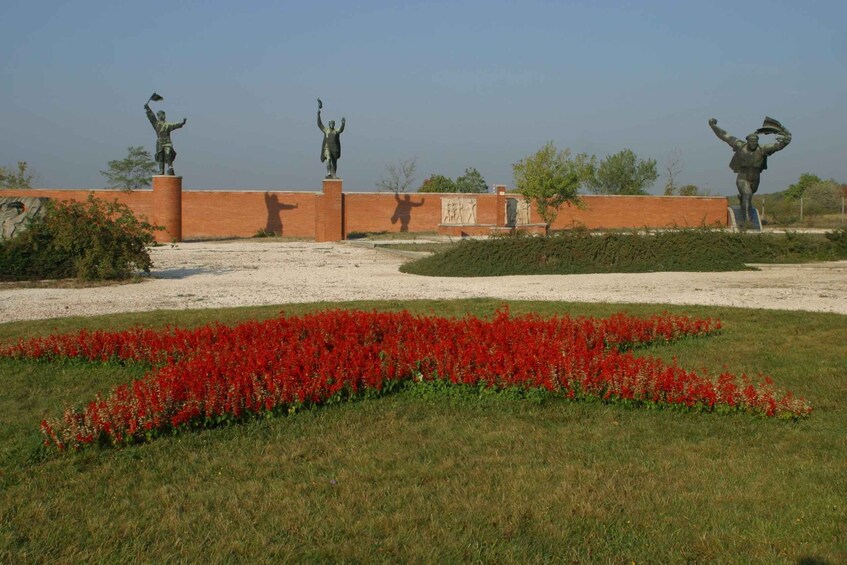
400,228,847,277
0,195,158,282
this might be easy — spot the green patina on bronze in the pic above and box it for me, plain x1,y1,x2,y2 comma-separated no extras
145,92,187,176
317,98,345,179
709,116,791,227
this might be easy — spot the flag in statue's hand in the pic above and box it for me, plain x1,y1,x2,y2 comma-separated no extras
756,116,786,136
149,92,164,102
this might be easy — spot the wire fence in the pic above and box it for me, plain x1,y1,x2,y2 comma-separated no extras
756,196,846,227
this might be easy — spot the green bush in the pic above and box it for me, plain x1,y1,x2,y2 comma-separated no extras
825,227,847,252
400,228,847,277
0,194,158,282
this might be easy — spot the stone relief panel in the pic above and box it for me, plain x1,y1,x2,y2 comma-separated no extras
1,197,50,240
505,198,532,226
441,197,477,225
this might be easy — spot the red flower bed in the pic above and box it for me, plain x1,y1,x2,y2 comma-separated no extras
0,309,811,451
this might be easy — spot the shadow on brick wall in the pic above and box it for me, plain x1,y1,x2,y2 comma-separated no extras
390,194,425,233
264,193,299,236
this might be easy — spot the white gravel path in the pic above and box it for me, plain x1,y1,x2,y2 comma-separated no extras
1,239,846,324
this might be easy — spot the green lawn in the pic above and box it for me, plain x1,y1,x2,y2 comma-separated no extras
1,299,845,563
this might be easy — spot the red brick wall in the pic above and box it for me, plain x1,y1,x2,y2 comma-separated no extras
0,189,157,222
342,192,727,235
1,188,728,241
0,188,319,240
182,191,317,239
343,192,443,235
546,195,727,229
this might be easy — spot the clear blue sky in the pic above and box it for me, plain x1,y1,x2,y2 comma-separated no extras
2,0,845,194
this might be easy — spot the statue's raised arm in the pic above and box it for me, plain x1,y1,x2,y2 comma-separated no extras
708,118,738,148
338,117,346,134
762,126,791,156
317,98,325,132
144,102,157,128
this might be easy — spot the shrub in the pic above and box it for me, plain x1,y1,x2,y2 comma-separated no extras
400,228,847,277
825,227,847,252
0,194,158,281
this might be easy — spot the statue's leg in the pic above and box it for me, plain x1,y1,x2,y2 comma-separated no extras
736,177,752,227
164,148,176,175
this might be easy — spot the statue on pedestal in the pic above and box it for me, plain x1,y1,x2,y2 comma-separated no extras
709,116,791,227
145,93,187,176
317,98,345,179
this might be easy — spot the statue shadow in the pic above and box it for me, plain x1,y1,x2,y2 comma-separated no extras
391,194,424,233
154,267,232,279
265,193,298,236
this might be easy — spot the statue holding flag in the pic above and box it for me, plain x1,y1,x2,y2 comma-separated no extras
145,93,187,176
709,116,792,227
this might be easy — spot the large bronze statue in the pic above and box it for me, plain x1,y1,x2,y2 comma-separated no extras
317,98,345,179
145,93,187,176
709,116,791,227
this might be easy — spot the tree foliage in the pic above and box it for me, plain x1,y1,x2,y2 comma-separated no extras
585,148,658,195
802,179,843,216
100,146,158,191
785,173,823,200
376,156,418,193
454,167,488,193
0,194,157,281
512,142,587,226
675,184,710,196
0,161,34,189
419,174,457,193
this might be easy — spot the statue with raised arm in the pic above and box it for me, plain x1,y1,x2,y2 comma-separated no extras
317,98,345,179
709,116,791,227
144,93,187,176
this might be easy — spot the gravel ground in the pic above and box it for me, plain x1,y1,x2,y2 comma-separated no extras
1,239,846,324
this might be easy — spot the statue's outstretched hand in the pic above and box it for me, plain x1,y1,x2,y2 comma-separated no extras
708,118,717,127
182,118,187,125
317,98,323,110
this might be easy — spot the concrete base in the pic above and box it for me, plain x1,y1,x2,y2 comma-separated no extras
727,206,762,233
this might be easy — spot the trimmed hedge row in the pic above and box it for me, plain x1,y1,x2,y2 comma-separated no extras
400,228,847,277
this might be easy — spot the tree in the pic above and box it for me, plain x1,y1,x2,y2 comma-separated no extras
803,179,843,216
418,174,457,193
586,148,658,195
376,156,418,193
512,141,586,227
662,150,683,195
100,146,158,191
676,184,710,196
785,173,822,200
0,161,34,189
454,167,488,193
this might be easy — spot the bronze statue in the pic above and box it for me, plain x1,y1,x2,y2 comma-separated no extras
145,93,187,176
317,98,345,178
709,116,791,227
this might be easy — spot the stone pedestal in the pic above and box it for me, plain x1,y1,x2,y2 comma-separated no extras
315,178,344,242
152,175,182,242
727,205,762,233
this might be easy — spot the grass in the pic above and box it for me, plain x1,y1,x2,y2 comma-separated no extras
1,299,845,563
400,228,847,277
